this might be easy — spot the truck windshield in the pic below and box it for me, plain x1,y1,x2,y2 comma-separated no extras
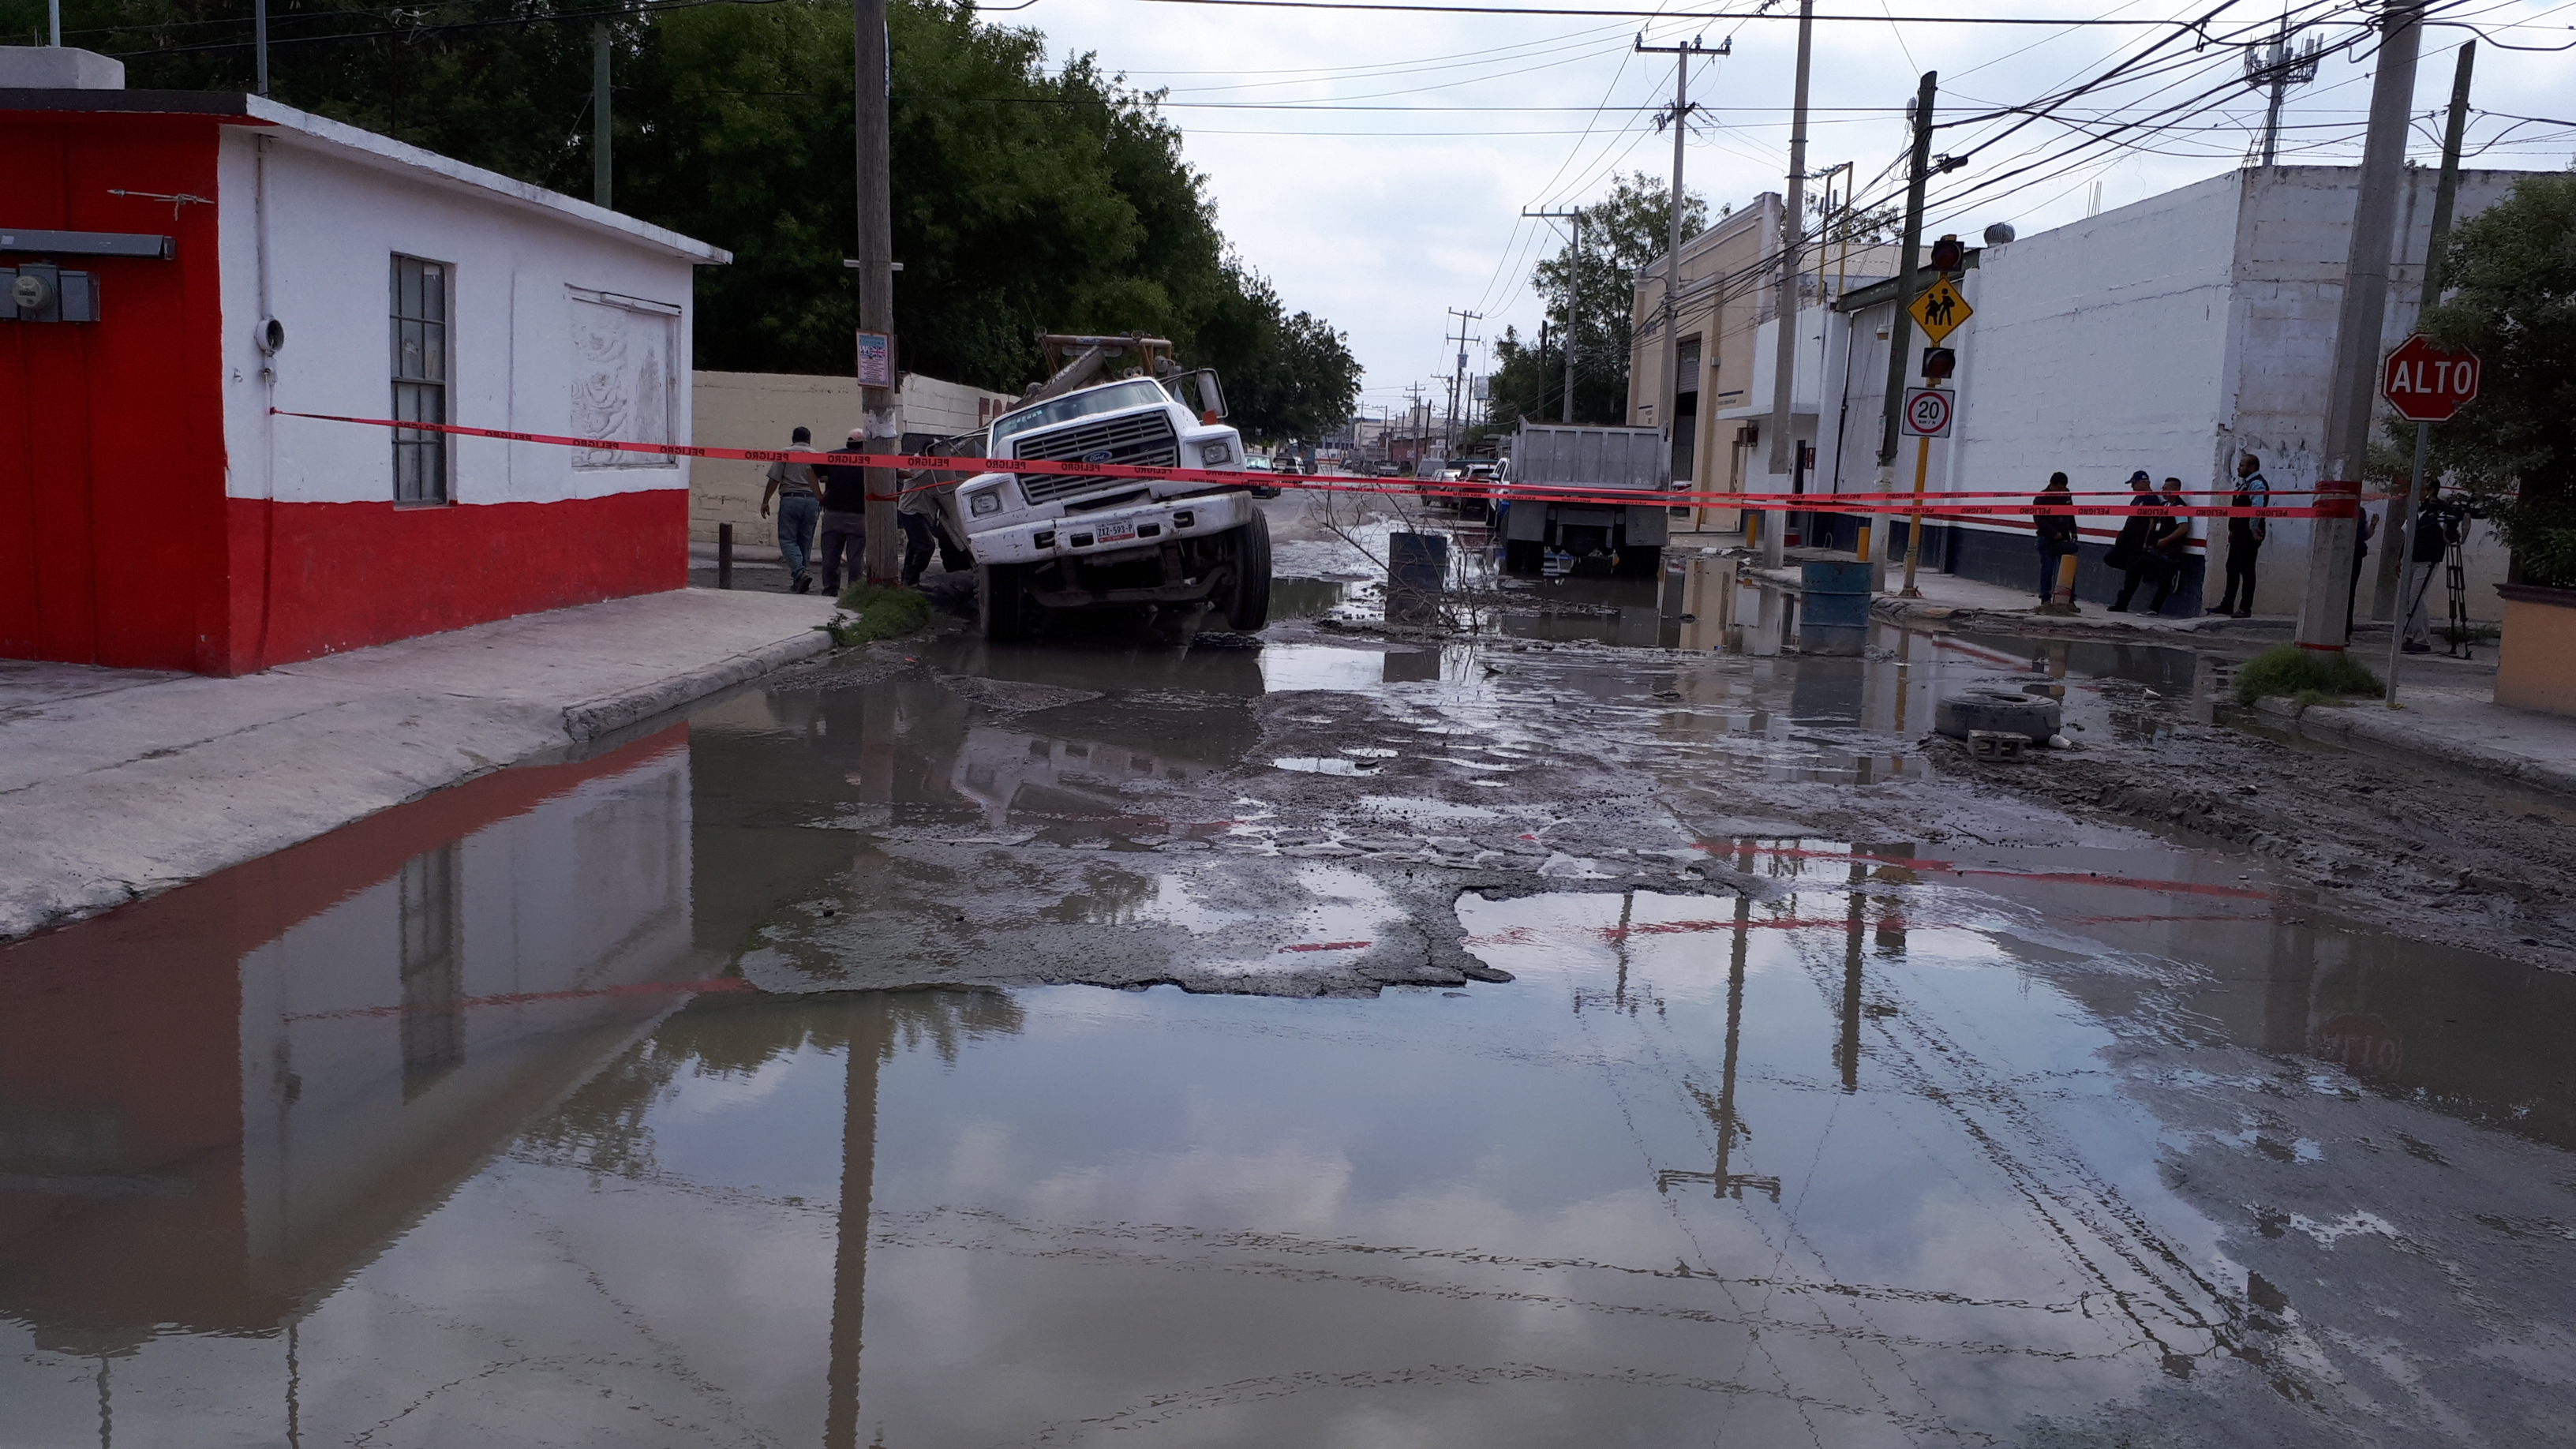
991,380,1170,448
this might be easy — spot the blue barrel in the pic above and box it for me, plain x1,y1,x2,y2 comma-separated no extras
1799,560,1873,628
1389,532,1448,593
1798,559,1872,655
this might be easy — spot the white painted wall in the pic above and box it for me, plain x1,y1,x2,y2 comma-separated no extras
2219,167,2525,612
1813,163,2537,615
217,110,721,510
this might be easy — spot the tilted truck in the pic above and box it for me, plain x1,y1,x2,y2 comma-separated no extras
1496,421,1671,577
957,333,1271,641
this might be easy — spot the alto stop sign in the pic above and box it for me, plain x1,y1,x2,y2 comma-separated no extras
2382,334,2481,421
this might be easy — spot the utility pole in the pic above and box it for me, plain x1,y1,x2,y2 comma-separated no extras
2301,1,2424,653
1870,73,1941,581
2246,16,2322,168
592,24,612,208
854,0,900,584
254,0,269,94
1524,207,1586,423
1765,0,1816,481
1638,34,1726,521
2381,39,2473,702
1443,308,1481,461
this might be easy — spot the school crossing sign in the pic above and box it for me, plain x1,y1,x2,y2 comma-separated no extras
2381,334,2481,422
1907,278,1972,344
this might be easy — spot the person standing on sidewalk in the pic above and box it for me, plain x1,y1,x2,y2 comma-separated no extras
2344,504,2379,637
2215,453,2267,616
760,427,822,594
2401,490,2458,653
2152,477,2196,614
812,429,871,598
2106,472,2169,612
2033,472,2080,605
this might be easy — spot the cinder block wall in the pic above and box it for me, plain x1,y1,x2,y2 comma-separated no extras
689,372,1013,550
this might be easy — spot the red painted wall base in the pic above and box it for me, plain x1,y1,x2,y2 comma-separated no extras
219,489,687,675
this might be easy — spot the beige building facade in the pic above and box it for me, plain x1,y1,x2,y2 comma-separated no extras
1628,193,1895,530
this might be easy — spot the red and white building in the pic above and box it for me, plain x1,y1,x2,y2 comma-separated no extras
2,51,726,675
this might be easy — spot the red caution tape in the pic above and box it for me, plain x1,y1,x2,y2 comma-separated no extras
273,409,2354,519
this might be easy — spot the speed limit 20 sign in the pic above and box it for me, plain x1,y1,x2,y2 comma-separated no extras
1902,387,1953,439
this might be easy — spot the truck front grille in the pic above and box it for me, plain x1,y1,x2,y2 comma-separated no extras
1014,411,1180,505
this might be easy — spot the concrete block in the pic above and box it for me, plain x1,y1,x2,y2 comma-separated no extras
1968,730,2027,762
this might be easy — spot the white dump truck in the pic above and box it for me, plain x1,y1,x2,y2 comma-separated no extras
957,333,1271,641
1496,421,1671,577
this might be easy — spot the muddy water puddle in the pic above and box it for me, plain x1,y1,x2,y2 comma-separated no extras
6,621,2574,1445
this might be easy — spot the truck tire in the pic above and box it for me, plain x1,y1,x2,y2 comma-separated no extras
1222,512,1272,631
1503,539,1544,574
979,563,1032,642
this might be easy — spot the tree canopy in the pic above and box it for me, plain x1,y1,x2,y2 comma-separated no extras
2419,172,2576,587
24,0,1360,436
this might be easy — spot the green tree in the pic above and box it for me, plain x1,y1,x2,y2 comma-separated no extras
2419,172,2576,587
1525,171,1708,424
20,0,1355,401
1199,267,1361,444
1481,324,1557,432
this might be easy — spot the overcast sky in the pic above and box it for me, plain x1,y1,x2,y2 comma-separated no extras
1002,0,2574,419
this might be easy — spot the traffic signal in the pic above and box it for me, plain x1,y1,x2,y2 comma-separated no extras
1920,346,1956,380
1929,234,1964,274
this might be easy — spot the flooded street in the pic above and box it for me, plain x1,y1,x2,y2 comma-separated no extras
8,536,2576,1446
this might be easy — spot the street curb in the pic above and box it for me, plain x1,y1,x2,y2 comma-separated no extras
561,628,835,740
2254,695,2576,798
1868,594,2290,641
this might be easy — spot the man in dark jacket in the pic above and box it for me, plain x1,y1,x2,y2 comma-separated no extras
2033,472,2080,605
2106,472,2169,612
2401,490,2459,653
2216,453,2267,616
812,430,871,597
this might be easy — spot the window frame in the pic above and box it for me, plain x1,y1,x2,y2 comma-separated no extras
390,254,453,505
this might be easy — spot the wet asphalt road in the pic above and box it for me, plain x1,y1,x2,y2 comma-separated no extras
6,507,2575,1446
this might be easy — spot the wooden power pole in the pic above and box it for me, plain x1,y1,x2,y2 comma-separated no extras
855,0,900,584
1637,34,1724,511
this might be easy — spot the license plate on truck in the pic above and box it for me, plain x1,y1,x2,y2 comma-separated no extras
1093,520,1139,545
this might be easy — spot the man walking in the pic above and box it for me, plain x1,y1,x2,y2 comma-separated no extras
760,426,822,594
2215,453,2267,617
2033,472,2080,605
814,429,871,597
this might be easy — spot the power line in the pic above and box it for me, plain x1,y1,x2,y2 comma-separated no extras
1133,0,2271,21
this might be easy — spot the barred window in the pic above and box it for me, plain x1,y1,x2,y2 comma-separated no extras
391,256,450,503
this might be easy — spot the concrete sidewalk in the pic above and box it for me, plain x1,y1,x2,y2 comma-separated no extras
0,588,838,941
1668,533,2569,797
2259,686,2576,798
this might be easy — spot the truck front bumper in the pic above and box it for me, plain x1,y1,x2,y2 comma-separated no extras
968,488,1258,568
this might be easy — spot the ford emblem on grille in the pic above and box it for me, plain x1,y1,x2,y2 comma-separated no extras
1084,449,1114,464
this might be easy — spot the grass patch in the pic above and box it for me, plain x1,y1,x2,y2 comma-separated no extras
820,582,930,646
2231,642,2383,706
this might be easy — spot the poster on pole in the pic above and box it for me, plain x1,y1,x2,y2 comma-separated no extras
856,331,894,388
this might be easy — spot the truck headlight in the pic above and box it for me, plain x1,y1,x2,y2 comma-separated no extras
969,489,1002,516
1199,441,1234,466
